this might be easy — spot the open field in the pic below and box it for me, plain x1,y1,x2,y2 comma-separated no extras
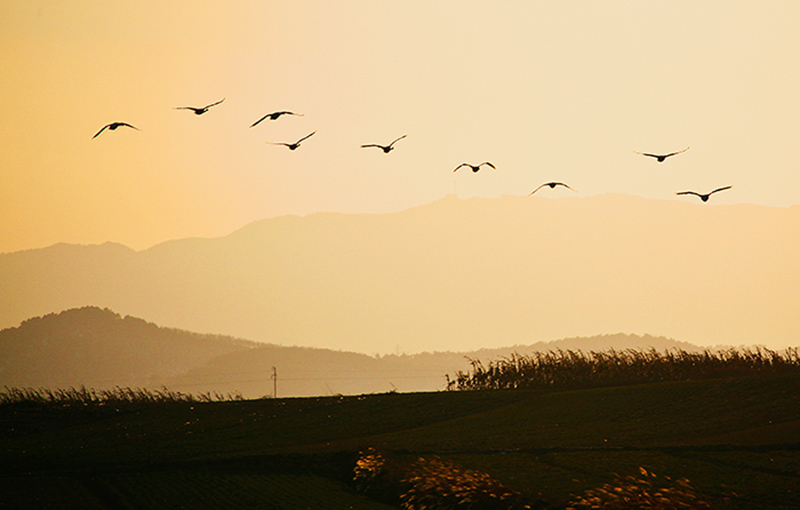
2,374,799,509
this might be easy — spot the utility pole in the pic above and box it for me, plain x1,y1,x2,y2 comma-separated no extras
271,366,277,399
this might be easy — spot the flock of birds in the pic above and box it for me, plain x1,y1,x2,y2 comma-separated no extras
93,99,732,203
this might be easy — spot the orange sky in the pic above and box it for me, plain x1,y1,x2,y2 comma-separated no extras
2,1,800,254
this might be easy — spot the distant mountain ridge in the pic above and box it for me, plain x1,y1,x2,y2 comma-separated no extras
0,307,254,390
1,194,798,353
0,307,705,398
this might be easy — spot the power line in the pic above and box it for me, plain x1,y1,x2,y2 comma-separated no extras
163,373,448,389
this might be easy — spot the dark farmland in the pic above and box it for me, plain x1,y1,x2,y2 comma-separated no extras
1,374,798,509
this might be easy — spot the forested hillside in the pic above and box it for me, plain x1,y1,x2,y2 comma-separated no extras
1,307,711,397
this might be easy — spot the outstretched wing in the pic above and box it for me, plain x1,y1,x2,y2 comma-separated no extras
296,130,316,143
529,183,548,195
709,185,732,195
203,98,225,109
664,146,690,158
453,163,470,172
675,191,701,197
480,161,496,169
360,144,383,149
556,182,576,192
250,114,270,128
389,134,407,147
92,124,110,139
633,150,659,158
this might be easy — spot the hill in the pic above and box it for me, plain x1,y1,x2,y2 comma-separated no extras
0,307,254,390
1,194,798,354
1,307,702,398
1,374,798,509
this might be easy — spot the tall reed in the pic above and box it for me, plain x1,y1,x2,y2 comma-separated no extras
447,347,800,391
0,385,243,406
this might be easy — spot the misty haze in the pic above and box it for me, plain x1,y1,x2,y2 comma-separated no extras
2,194,797,355
3,2,799,509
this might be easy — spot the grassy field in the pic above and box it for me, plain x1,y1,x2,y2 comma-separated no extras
1,373,798,509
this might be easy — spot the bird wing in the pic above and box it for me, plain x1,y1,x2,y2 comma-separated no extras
557,182,577,192
118,122,138,130
360,144,382,149
709,185,732,195
481,161,496,169
174,106,196,111
389,134,407,146
92,125,110,138
453,163,469,172
529,184,548,195
204,98,225,109
666,146,691,157
250,114,270,128
633,150,659,158
296,131,316,143
675,191,701,197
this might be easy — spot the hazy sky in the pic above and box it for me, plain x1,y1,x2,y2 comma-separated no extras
2,1,799,254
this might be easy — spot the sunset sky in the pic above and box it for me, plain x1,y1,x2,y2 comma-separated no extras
2,1,799,254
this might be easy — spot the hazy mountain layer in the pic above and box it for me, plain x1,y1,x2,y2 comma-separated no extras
1,194,798,353
0,307,698,397
0,307,253,390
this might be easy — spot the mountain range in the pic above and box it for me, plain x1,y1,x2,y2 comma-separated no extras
0,307,703,398
1,194,798,354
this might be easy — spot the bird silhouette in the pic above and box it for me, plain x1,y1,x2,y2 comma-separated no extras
634,146,690,162
265,131,316,150
453,161,495,173
361,135,407,153
92,122,140,139
250,111,304,127
174,98,225,115
529,182,577,195
675,185,732,202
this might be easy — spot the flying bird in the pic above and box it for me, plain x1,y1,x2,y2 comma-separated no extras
265,131,316,150
250,111,304,127
675,185,732,202
453,161,495,173
361,134,407,153
92,122,139,139
634,146,690,162
174,98,225,115
529,182,577,195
